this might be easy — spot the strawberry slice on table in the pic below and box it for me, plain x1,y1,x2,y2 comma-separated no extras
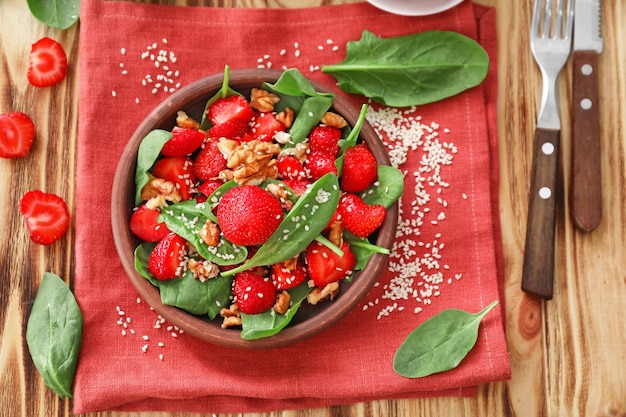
27,37,68,87
0,112,35,158
216,185,284,246
305,150,338,181
271,260,307,291
161,127,206,157
208,119,250,141
193,138,227,182
130,203,171,242
206,95,255,126
341,143,378,193
151,156,197,201
148,233,187,280
338,193,386,238
233,270,277,314
308,125,341,157
305,240,356,287
250,112,286,142
19,190,70,245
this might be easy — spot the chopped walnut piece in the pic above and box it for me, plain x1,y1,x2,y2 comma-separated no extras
224,139,281,185
307,282,340,305
282,255,299,271
273,291,292,315
220,304,242,328
276,107,294,128
278,142,309,162
250,88,281,112
199,220,221,246
140,174,182,209
187,258,220,282
176,110,200,130
328,220,344,247
321,112,348,129
266,182,294,210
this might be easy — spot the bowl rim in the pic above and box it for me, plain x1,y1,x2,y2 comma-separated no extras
111,68,399,349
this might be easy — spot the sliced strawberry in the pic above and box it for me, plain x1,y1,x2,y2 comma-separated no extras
27,37,67,87
233,270,277,314
338,193,386,238
271,260,307,291
208,119,250,140
19,190,70,245
305,240,356,287
308,125,341,157
216,185,284,246
341,143,378,193
197,179,224,198
0,112,35,158
207,95,255,126
305,150,338,181
130,203,171,242
250,112,286,142
161,127,205,157
282,178,311,197
151,156,197,201
148,233,187,280
193,138,227,182
276,155,306,181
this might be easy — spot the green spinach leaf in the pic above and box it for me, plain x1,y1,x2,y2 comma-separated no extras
134,242,160,286
361,165,405,208
322,30,490,107
26,272,83,398
134,129,172,206
27,0,80,29
393,300,498,378
158,271,233,319
199,65,243,130
344,232,390,271
240,283,311,340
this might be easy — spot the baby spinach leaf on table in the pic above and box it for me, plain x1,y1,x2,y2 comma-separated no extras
240,283,311,340
222,173,341,276
158,271,233,319
393,300,499,378
361,165,405,208
158,199,248,265
27,0,80,30
26,272,83,399
322,30,490,107
134,129,172,206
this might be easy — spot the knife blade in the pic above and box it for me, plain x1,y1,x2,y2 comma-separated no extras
571,0,603,232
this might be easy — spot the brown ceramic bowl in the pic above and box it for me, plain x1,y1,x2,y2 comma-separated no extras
111,68,399,349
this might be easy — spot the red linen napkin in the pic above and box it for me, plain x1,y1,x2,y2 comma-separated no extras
73,0,510,413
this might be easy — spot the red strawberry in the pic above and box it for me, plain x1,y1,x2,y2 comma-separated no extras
340,143,378,193
0,112,35,158
207,95,255,126
27,37,67,87
208,119,249,140
161,127,205,157
338,193,386,238
305,240,356,287
19,190,70,245
151,156,197,201
130,203,171,242
216,185,284,246
250,112,286,142
197,179,224,198
271,260,307,291
305,150,338,181
148,233,187,280
282,178,311,197
233,270,277,314
276,155,306,180
193,139,227,182
308,125,341,156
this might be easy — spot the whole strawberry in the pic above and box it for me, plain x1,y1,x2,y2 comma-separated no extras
194,138,227,182
161,127,205,157
148,233,187,280
341,143,378,193
338,193,386,238
216,185,284,246
308,125,341,157
233,270,277,314
305,150,338,181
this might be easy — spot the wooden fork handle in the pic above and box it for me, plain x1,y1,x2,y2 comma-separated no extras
572,50,602,232
522,128,559,300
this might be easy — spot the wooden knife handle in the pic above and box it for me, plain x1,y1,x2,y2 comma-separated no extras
572,50,602,232
522,128,560,300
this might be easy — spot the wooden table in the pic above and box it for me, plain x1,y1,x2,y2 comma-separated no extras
2,0,625,416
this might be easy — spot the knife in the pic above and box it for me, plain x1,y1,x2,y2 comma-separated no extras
571,0,603,232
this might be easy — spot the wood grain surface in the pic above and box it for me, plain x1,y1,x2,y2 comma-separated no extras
2,0,625,416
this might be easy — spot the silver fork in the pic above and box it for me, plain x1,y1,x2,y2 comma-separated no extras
521,0,574,300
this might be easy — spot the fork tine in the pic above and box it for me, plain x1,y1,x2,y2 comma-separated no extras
564,0,574,38
542,0,552,38
531,0,542,37
554,0,564,39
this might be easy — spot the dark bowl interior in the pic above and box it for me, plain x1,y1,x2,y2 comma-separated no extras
111,68,399,349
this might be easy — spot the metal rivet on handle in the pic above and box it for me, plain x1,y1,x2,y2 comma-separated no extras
539,187,552,200
581,64,593,75
581,98,592,110
542,142,555,155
